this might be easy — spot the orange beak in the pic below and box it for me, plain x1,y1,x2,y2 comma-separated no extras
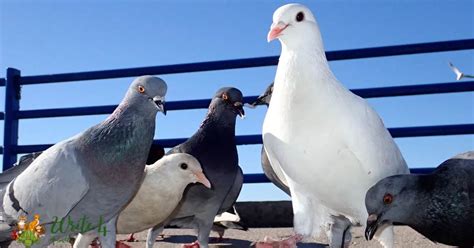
194,171,211,189
267,22,289,42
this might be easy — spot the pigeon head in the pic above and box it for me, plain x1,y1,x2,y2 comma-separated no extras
249,83,273,108
161,153,211,188
364,174,418,241
210,87,245,119
125,75,168,115
268,4,324,52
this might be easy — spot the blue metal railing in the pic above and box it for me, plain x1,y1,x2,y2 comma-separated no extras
2,39,474,183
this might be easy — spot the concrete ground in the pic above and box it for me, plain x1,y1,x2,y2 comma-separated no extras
10,226,452,247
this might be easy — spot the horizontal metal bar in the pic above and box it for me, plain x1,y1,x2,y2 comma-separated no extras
16,99,213,119
15,81,474,119
0,78,5,87
0,112,4,120
12,123,474,154
389,123,474,138
352,81,474,98
8,39,473,85
244,167,436,183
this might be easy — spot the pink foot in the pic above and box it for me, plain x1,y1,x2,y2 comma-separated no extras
182,241,200,248
90,239,100,248
116,241,132,248
254,234,303,248
122,233,136,242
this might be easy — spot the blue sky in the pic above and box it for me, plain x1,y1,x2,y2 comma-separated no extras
0,0,473,201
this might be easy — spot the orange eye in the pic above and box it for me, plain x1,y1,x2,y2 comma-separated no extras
222,93,228,101
137,85,145,94
383,193,393,205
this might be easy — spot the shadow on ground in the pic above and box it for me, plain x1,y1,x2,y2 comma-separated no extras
128,235,327,247
163,235,326,247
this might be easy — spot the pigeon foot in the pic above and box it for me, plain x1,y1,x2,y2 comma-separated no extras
253,234,303,248
116,241,132,248
122,233,136,242
182,241,200,248
90,239,100,248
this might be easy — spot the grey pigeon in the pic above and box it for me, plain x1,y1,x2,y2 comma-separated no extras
365,151,474,247
248,83,290,196
0,153,42,248
146,87,245,248
1,75,167,247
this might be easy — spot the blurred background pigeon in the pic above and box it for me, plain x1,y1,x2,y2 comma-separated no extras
448,62,474,80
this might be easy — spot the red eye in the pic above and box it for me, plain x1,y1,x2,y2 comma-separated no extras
222,93,229,101
383,193,393,205
137,85,145,94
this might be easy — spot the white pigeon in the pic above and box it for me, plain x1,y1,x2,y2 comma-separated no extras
73,153,211,247
449,62,464,80
448,61,474,80
262,4,409,248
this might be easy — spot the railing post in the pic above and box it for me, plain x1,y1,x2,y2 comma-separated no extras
3,68,21,171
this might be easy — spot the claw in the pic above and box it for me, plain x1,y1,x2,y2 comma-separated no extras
182,241,200,248
90,239,100,248
254,234,302,248
116,241,132,248
123,233,136,242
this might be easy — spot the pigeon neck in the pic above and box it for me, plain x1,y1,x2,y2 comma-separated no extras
274,45,345,103
199,106,236,138
404,175,440,227
280,43,331,77
81,101,156,165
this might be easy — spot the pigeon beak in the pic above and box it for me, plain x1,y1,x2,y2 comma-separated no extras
153,96,166,115
234,102,245,119
267,21,289,42
249,94,269,107
365,214,380,241
194,171,211,189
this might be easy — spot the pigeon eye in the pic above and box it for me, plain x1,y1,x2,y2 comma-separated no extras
137,85,146,94
180,163,188,170
296,12,304,22
222,93,229,101
383,193,393,205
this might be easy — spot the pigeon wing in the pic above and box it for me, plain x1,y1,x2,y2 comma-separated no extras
3,137,89,224
0,152,43,187
448,62,464,80
261,146,290,195
217,167,243,215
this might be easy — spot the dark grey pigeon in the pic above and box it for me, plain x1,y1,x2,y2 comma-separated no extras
0,75,167,247
365,151,474,247
146,87,245,248
248,83,290,196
